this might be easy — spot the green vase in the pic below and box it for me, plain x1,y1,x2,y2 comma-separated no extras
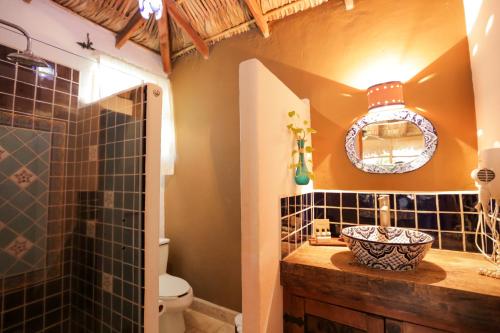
295,139,310,185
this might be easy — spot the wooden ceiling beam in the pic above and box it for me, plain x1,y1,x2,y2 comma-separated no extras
158,0,172,74
116,11,145,49
344,0,354,11
243,0,270,38
165,0,209,59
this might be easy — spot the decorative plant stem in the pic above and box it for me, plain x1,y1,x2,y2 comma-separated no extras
287,110,316,185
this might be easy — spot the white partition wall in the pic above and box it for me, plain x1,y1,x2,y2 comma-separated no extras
463,0,500,149
240,59,312,332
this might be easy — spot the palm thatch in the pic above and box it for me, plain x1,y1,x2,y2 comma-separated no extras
50,0,344,67
53,0,161,51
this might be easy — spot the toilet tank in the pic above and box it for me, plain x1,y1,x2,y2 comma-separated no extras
159,238,170,275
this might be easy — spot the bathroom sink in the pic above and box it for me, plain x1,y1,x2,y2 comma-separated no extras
341,226,434,271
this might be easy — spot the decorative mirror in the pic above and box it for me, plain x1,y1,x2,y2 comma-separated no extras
345,82,438,174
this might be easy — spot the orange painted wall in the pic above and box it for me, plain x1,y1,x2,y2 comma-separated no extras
259,0,479,191
311,37,478,191
166,0,477,310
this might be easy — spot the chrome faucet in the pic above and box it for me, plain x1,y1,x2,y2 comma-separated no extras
378,195,391,227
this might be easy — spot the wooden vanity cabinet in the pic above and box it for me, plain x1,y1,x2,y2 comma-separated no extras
284,290,448,333
281,245,500,333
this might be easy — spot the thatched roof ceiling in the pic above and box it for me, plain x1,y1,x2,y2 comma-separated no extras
50,0,352,73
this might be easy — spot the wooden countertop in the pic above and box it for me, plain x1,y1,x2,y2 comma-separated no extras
281,244,500,332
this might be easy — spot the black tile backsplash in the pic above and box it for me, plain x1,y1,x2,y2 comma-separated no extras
417,213,438,230
416,195,437,211
463,213,479,232
341,192,356,207
359,209,376,225
441,232,464,251
281,190,484,257
462,194,479,212
439,213,462,231
438,194,461,212
325,192,340,207
281,193,313,258
325,208,340,222
396,211,416,229
341,208,357,224
396,194,415,211
358,193,375,209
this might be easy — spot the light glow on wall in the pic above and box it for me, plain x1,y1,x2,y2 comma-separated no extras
463,0,484,34
485,14,495,35
417,73,436,84
347,54,424,90
472,43,479,56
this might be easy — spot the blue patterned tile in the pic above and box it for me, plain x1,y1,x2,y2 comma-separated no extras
0,132,23,153
7,213,32,234
10,167,39,189
0,156,22,176
38,169,49,183
0,144,9,161
0,179,19,199
0,126,49,277
23,225,44,243
25,179,46,197
0,228,17,248
12,128,36,143
10,191,35,209
11,145,36,165
0,202,20,221
7,260,30,275
26,134,50,155
21,246,44,265
0,250,16,272
25,202,45,221
0,125,8,136
27,159,49,177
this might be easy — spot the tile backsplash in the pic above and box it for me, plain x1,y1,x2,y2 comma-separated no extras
281,190,484,259
280,192,313,258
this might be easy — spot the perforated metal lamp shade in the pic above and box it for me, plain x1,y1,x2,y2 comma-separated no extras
367,81,404,111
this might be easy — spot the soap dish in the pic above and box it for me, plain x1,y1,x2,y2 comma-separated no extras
309,237,346,246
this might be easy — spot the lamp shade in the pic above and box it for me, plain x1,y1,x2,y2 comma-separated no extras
367,81,404,111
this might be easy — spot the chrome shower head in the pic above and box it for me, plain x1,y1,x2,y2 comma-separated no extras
6,51,50,69
0,19,53,72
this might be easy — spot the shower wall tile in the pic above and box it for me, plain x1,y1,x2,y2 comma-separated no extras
70,86,145,333
0,126,50,277
0,43,79,332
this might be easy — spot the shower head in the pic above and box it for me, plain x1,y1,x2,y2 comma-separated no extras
0,19,53,71
6,50,50,69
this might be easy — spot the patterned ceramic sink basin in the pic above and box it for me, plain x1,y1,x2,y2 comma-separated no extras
341,226,434,271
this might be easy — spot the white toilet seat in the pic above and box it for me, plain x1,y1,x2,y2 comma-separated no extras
159,274,191,298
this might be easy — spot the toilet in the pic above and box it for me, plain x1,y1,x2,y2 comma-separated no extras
159,238,193,333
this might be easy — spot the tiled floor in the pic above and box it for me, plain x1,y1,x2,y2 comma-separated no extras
184,308,235,333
